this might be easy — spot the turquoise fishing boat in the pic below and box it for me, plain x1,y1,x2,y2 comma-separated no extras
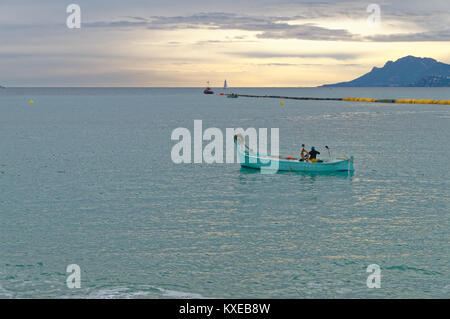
234,135,354,172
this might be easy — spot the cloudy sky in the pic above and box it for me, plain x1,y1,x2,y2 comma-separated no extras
1,0,449,86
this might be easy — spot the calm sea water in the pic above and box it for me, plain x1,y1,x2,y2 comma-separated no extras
0,87,449,298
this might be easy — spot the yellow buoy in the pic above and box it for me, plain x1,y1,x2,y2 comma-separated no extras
29,100,34,104
280,101,284,105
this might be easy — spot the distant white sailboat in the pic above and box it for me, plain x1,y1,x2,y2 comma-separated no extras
224,80,228,89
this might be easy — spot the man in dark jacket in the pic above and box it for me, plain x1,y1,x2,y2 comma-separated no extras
309,146,320,163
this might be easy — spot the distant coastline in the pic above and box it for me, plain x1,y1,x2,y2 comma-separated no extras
322,56,450,88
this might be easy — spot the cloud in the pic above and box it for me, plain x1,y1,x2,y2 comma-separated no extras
228,52,359,60
85,20,150,28
85,12,361,41
85,12,294,31
83,9,449,42
260,63,299,66
256,24,359,41
255,63,361,66
2,1,449,43
194,39,257,45
365,29,450,42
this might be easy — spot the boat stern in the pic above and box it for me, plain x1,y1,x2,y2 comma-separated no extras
349,156,354,171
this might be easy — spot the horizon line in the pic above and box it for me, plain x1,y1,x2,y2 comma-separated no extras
1,86,447,89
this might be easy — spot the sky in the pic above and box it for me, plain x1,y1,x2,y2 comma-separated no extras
0,0,449,87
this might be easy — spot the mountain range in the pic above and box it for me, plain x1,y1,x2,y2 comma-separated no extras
322,56,450,87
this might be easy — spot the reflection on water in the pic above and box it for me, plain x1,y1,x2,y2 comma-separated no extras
239,166,354,179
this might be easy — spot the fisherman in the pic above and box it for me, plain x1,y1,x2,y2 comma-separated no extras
308,146,320,163
300,144,309,162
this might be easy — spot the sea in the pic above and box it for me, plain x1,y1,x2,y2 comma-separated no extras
0,87,448,298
